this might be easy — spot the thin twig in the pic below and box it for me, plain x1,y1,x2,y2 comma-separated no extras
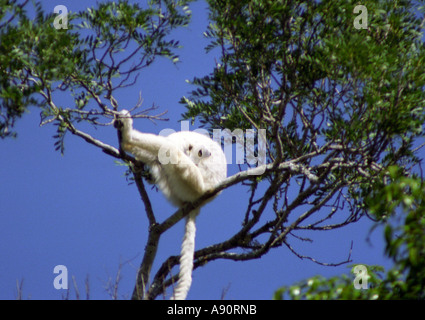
283,239,353,267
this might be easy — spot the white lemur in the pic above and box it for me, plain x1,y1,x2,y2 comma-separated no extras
115,110,227,300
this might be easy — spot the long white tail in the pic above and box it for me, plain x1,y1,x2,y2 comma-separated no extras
171,209,199,300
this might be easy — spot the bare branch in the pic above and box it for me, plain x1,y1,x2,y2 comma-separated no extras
284,240,353,267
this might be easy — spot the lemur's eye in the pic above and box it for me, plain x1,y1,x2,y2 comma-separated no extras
198,149,203,157
188,145,193,151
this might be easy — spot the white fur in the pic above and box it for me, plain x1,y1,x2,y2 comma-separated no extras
117,110,227,300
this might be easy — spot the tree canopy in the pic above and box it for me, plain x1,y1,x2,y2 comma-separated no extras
275,168,425,299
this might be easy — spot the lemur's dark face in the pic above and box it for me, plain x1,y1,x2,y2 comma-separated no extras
185,144,211,165
114,118,124,129
114,110,133,130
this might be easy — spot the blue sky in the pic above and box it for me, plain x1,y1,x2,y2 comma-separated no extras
0,0,396,300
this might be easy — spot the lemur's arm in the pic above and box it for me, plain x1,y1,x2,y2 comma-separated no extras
115,110,206,199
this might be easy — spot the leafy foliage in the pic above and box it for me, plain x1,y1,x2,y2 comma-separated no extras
183,0,425,163
178,0,425,266
274,265,386,300
0,0,77,137
179,0,425,300
0,0,192,140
